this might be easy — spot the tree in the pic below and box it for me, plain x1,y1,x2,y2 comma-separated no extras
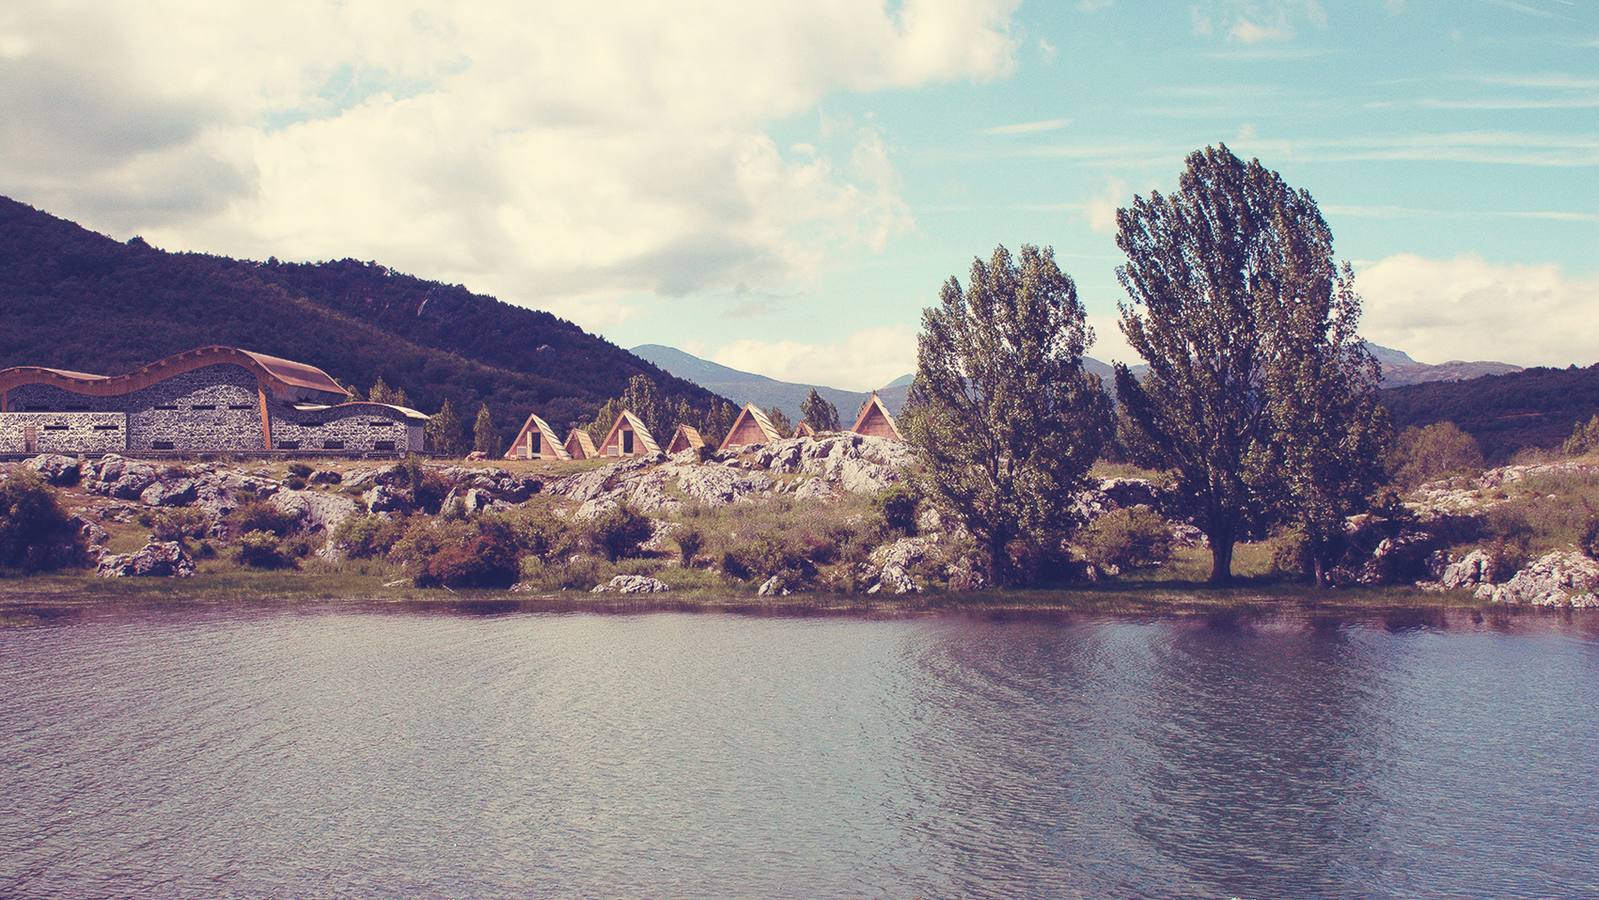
766,406,794,437
903,244,1112,586
473,403,500,456
369,376,410,409
1392,422,1483,487
426,399,466,457
1564,414,1599,457
800,388,840,432
1114,143,1386,584
585,374,676,444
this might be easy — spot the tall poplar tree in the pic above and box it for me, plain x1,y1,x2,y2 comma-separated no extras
472,403,501,457
904,244,1112,586
1114,144,1388,584
800,389,840,432
426,400,466,457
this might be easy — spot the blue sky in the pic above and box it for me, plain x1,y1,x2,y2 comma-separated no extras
3,0,1595,388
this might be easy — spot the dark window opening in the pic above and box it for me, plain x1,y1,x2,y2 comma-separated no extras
531,432,542,454
228,403,254,410
323,440,345,450
369,420,394,427
622,430,634,454
373,440,396,452
152,441,175,450
93,424,120,431
154,405,179,411
43,424,68,431
191,404,217,411
278,441,300,450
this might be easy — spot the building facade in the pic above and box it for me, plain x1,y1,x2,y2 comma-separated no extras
0,347,425,455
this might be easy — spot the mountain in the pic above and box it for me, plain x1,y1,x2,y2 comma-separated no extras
630,344,874,421
0,196,725,444
1365,341,1521,387
1381,365,1599,462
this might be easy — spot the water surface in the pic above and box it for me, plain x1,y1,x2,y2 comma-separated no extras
3,607,1597,897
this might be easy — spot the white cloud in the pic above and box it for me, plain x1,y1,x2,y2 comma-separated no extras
1037,37,1059,63
0,0,1020,333
1357,253,1599,366
710,326,918,391
978,117,1070,136
1085,177,1129,234
1229,18,1295,43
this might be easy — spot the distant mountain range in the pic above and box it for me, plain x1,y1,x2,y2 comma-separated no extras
633,342,1520,420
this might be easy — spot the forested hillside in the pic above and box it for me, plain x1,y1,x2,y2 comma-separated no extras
1381,365,1599,461
0,197,725,443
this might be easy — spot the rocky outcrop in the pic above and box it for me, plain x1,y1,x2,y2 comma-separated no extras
1489,552,1599,608
745,434,914,495
139,478,198,507
84,455,162,500
867,536,935,595
96,541,195,578
590,574,670,594
25,454,81,486
1439,549,1499,592
548,455,772,518
271,490,358,538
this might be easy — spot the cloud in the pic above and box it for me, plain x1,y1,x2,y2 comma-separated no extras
1229,18,1295,43
1085,177,1129,234
1037,37,1059,63
709,326,918,391
0,0,1020,333
978,117,1070,136
1357,254,1599,367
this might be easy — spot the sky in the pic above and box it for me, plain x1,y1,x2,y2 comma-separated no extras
2,0,1596,390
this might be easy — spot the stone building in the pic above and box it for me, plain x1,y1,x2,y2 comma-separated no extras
0,346,425,455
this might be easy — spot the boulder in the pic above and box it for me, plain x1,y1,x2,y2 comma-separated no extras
867,536,931,595
85,454,162,500
363,483,412,514
97,541,195,578
1490,552,1599,608
590,574,670,594
441,487,494,516
25,454,81,486
757,575,792,597
140,478,198,507
309,469,343,485
272,490,358,536
1439,549,1499,591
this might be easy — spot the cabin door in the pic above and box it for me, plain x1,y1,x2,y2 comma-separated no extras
529,431,541,456
23,424,38,454
622,430,634,455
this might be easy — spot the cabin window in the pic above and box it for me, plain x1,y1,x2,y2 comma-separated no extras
278,441,300,450
93,424,120,431
192,404,217,411
622,430,634,454
152,441,175,450
323,440,345,450
155,404,179,411
373,440,396,452
228,403,254,410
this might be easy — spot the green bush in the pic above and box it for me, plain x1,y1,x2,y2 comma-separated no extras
721,532,815,582
1563,415,1599,457
519,554,608,591
390,517,522,588
234,530,297,569
284,475,308,491
875,484,920,536
1392,422,1484,488
227,500,298,538
0,471,84,571
287,462,314,478
149,507,211,543
331,514,406,559
585,504,654,562
672,527,704,565
1078,506,1173,573
1581,518,1599,560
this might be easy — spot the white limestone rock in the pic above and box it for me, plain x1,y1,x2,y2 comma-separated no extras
1490,551,1599,608
590,574,670,594
97,541,195,578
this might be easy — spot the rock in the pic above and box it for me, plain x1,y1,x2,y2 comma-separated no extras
309,469,343,485
1490,551,1599,608
363,483,412,514
96,541,195,578
139,478,198,507
757,575,792,597
72,516,110,550
1099,477,1164,510
946,554,987,592
85,454,162,500
441,487,494,516
271,490,358,536
25,454,81,486
1439,549,1499,591
465,451,488,461
590,574,670,594
868,536,930,595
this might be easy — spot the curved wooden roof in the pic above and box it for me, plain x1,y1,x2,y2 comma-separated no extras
0,346,350,401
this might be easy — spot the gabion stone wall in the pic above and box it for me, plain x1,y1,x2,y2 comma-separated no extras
0,412,127,453
5,364,266,452
269,403,423,453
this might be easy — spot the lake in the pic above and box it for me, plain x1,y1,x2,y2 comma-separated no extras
2,606,1597,897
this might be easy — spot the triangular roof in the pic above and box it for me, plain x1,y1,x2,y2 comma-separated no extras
849,392,902,440
793,422,817,438
598,409,661,456
718,403,782,451
505,412,570,460
666,423,705,454
563,429,598,459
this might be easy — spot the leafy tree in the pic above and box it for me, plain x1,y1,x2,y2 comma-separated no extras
1392,422,1484,487
473,403,501,456
903,244,1112,586
426,399,467,457
1563,414,1599,457
368,376,410,409
765,406,794,437
585,374,676,445
800,388,840,432
1113,143,1386,584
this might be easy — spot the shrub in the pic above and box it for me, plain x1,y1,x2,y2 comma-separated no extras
519,554,608,591
0,471,84,571
284,475,307,491
1392,422,1484,488
875,484,920,536
673,527,704,566
331,514,406,559
227,500,298,538
1563,415,1599,457
585,504,654,562
287,462,314,478
721,532,812,583
234,530,297,569
390,517,523,588
1078,506,1173,573
149,507,211,543
1582,518,1599,560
